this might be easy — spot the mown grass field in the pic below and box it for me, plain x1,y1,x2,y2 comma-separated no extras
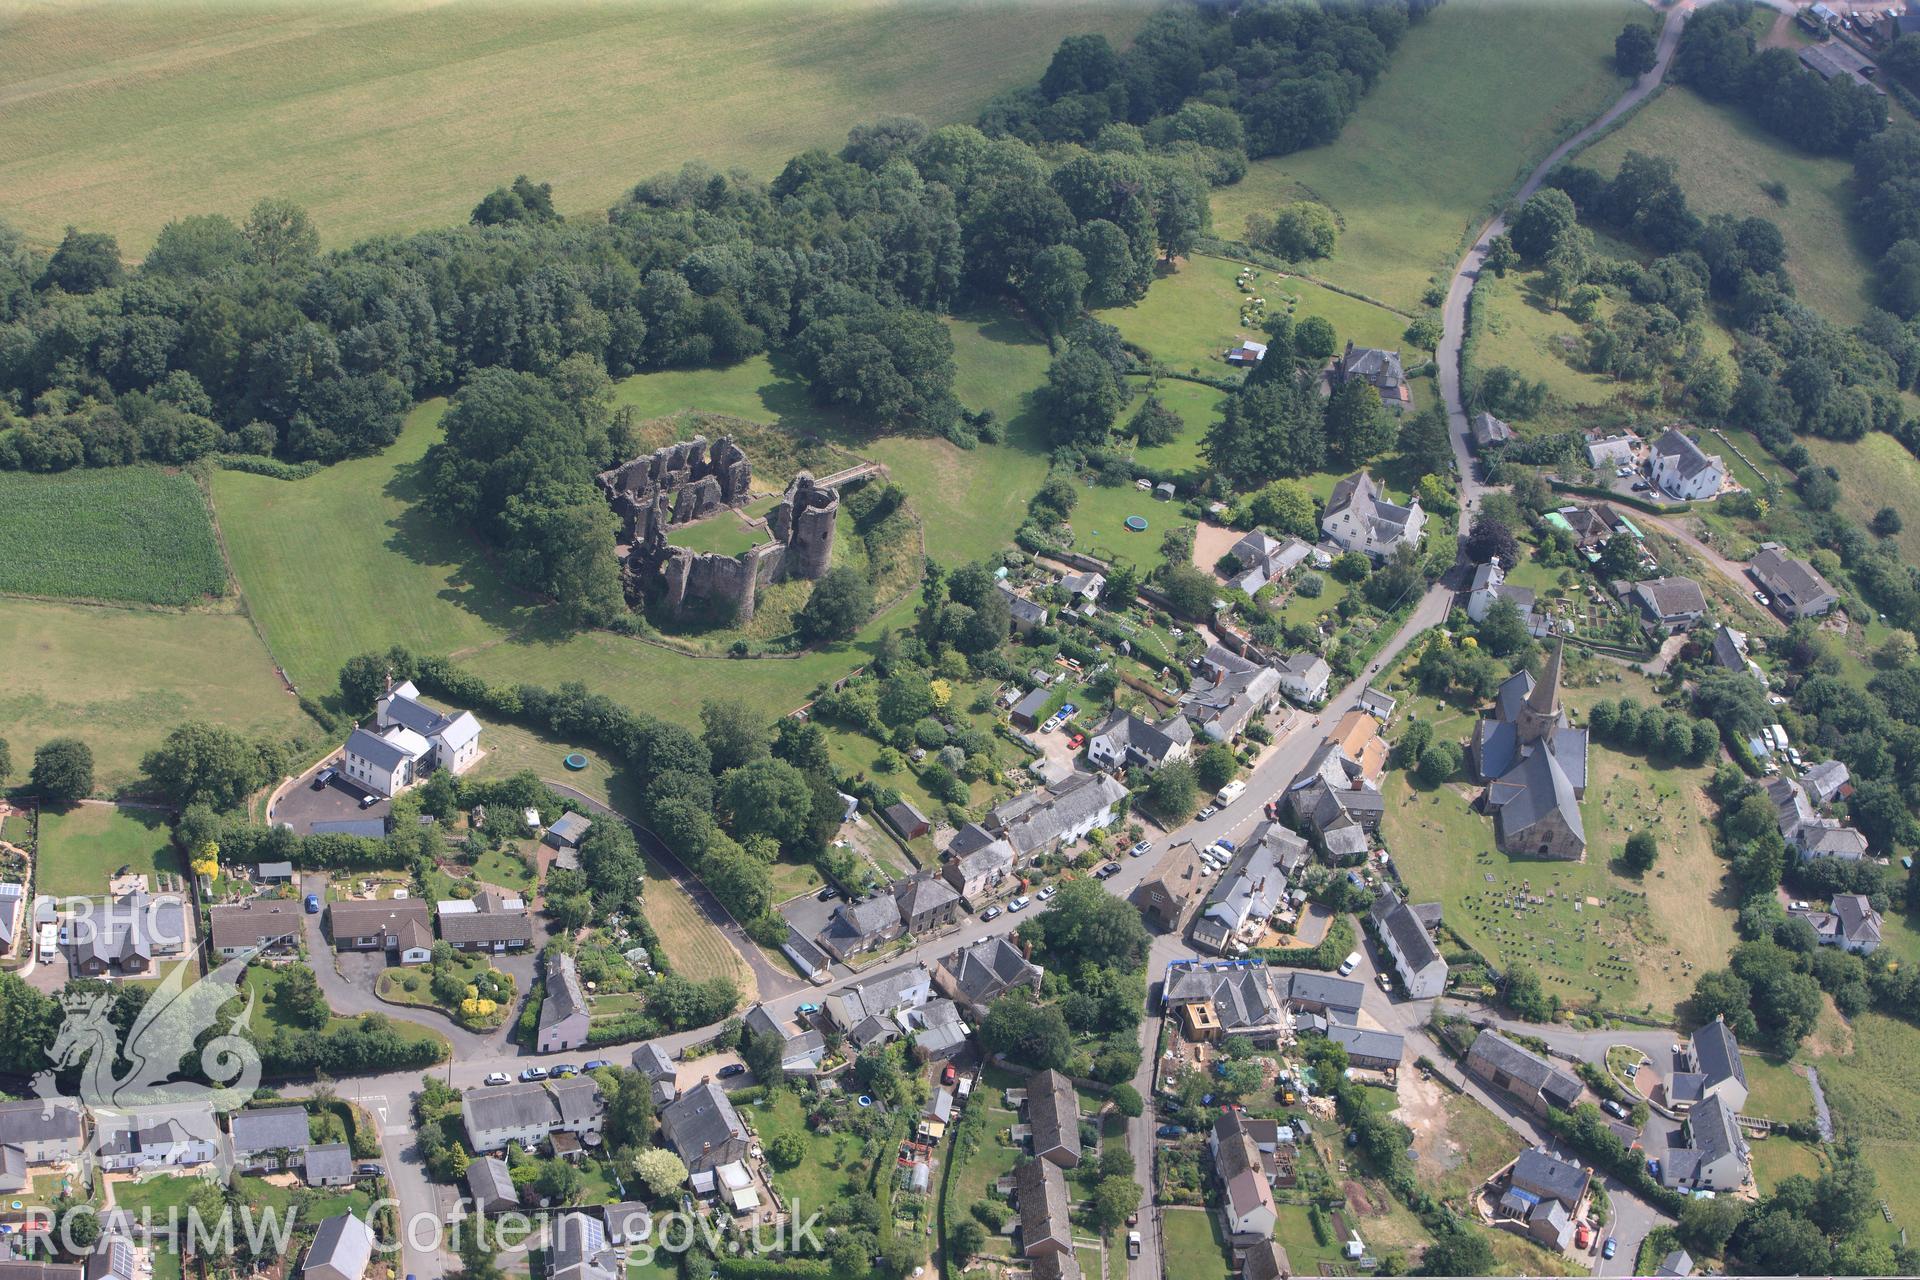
1211,0,1640,312
1581,87,1874,326
0,468,227,605
0,0,1149,254
0,598,312,791
35,802,181,898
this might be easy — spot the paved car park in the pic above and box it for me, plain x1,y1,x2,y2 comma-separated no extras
271,756,391,834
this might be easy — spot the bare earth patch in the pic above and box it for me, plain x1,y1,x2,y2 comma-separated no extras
1191,521,1242,574
1397,1071,1463,1173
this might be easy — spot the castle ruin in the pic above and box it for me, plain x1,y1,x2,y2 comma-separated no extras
597,436,839,624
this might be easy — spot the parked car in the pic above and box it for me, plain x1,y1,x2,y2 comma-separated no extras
358,792,380,809
1067,733,1085,750
1098,862,1121,879
304,894,321,914
981,905,1003,921
313,768,335,789
1155,1125,1186,1138
484,1072,511,1086
1037,884,1058,901
519,1067,549,1082
1215,837,1235,853
717,1062,748,1079
357,1163,384,1176
1646,1157,1661,1180
1009,895,1033,912
797,1003,821,1015
1376,973,1392,993
1060,702,1078,717
550,1064,578,1078
1602,1099,1629,1120
1602,1238,1617,1260
1754,590,1771,607
941,1064,958,1087
816,886,839,902
1127,1232,1141,1259
1197,805,1218,820
583,1059,609,1072
1130,840,1152,857
1337,951,1361,976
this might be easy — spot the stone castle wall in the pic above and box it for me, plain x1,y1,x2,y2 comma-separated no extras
603,440,841,624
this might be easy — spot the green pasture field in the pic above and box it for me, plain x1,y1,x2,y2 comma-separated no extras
1380,669,1736,1016
34,802,181,899
0,0,1149,254
1808,1013,1920,1245
0,598,311,791
1468,269,1628,414
1806,432,1920,565
1099,253,1412,376
1581,87,1874,326
0,467,228,606
1211,0,1640,312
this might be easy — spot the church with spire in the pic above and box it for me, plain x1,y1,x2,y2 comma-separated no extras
1468,641,1589,859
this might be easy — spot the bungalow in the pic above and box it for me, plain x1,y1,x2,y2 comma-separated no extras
893,874,961,935
227,1105,311,1173
1026,1069,1081,1168
1585,432,1640,468
660,1081,749,1175
1182,646,1282,742
437,888,533,952
303,1143,354,1188
1369,889,1446,999
1276,652,1331,705
1330,341,1412,413
326,898,432,962
1649,429,1726,502
1465,1031,1583,1118
1710,625,1764,683
1749,544,1840,620
68,892,188,976
1320,469,1423,559
1326,1024,1405,1070
817,894,905,962
1016,1159,1074,1258
1660,1094,1750,1192
1000,586,1051,636
933,935,1042,1018
93,1111,218,1172
1631,576,1708,635
537,952,591,1052
942,831,1018,907
1086,709,1193,773
303,1215,376,1280
208,898,301,959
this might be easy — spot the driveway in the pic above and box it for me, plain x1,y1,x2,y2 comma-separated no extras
273,761,389,835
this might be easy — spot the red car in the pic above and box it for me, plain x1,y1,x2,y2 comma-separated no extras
941,1063,958,1087
1068,733,1085,750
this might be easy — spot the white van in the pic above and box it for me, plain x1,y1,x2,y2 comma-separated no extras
1215,779,1247,806
1337,951,1362,976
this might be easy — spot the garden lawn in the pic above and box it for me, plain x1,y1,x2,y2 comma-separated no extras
244,962,450,1051
0,1,1147,254
747,1088,870,1213
1097,254,1412,377
0,468,227,606
1581,87,1874,326
1739,1054,1813,1124
1160,1206,1232,1280
1211,0,1640,311
35,803,181,899
1125,378,1224,478
1069,480,1178,575
1749,1135,1826,1195
0,598,313,792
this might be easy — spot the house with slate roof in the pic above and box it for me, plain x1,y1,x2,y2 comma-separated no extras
1330,342,1412,412
436,887,533,952
1370,888,1447,998
68,892,188,976
1749,543,1840,620
1465,1031,1583,1117
892,874,961,936
1664,1014,1748,1113
1181,647,1282,742
1276,652,1331,705
1470,411,1513,449
1659,1093,1750,1191
548,1212,620,1280
303,1214,375,1280
941,830,1018,907
742,1004,827,1075
1655,1248,1695,1276
817,893,905,962
340,680,482,800
823,965,933,1049
1086,709,1193,773
1326,1024,1404,1070
1190,823,1302,954
209,897,301,959
1467,561,1547,637
1765,775,1870,863
1226,531,1313,594
1470,643,1588,859
1803,759,1850,806
660,1081,749,1175
1162,960,1287,1042
226,1105,311,1172
984,773,1128,858
1321,469,1423,559
1650,429,1726,501
304,1143,353,1188
1511,1147,1590,1210
1830,893,1883,955
1631,576,1708,635
544,812,592,850
1709,625,1764,683
1212,1111,1278,1238
1243,1242,1292,1280
1016,1159,1074,1257
93,1110,218,1172
537,952,591,1052
1025,1070,1081,1168
933,935,1042,1018
0,1100,84,1166
998,583,1051,636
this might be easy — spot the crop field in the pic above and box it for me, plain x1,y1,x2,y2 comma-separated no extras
35,802,181,899
0,598,312,791
1581,87,1873,326
1098,253,1412,375
1211,0,1640,312
0,0,1149,255
1381,670,1736,1016
0,468,227,605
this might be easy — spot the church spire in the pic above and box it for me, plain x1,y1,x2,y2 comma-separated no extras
1518,639,1565,742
